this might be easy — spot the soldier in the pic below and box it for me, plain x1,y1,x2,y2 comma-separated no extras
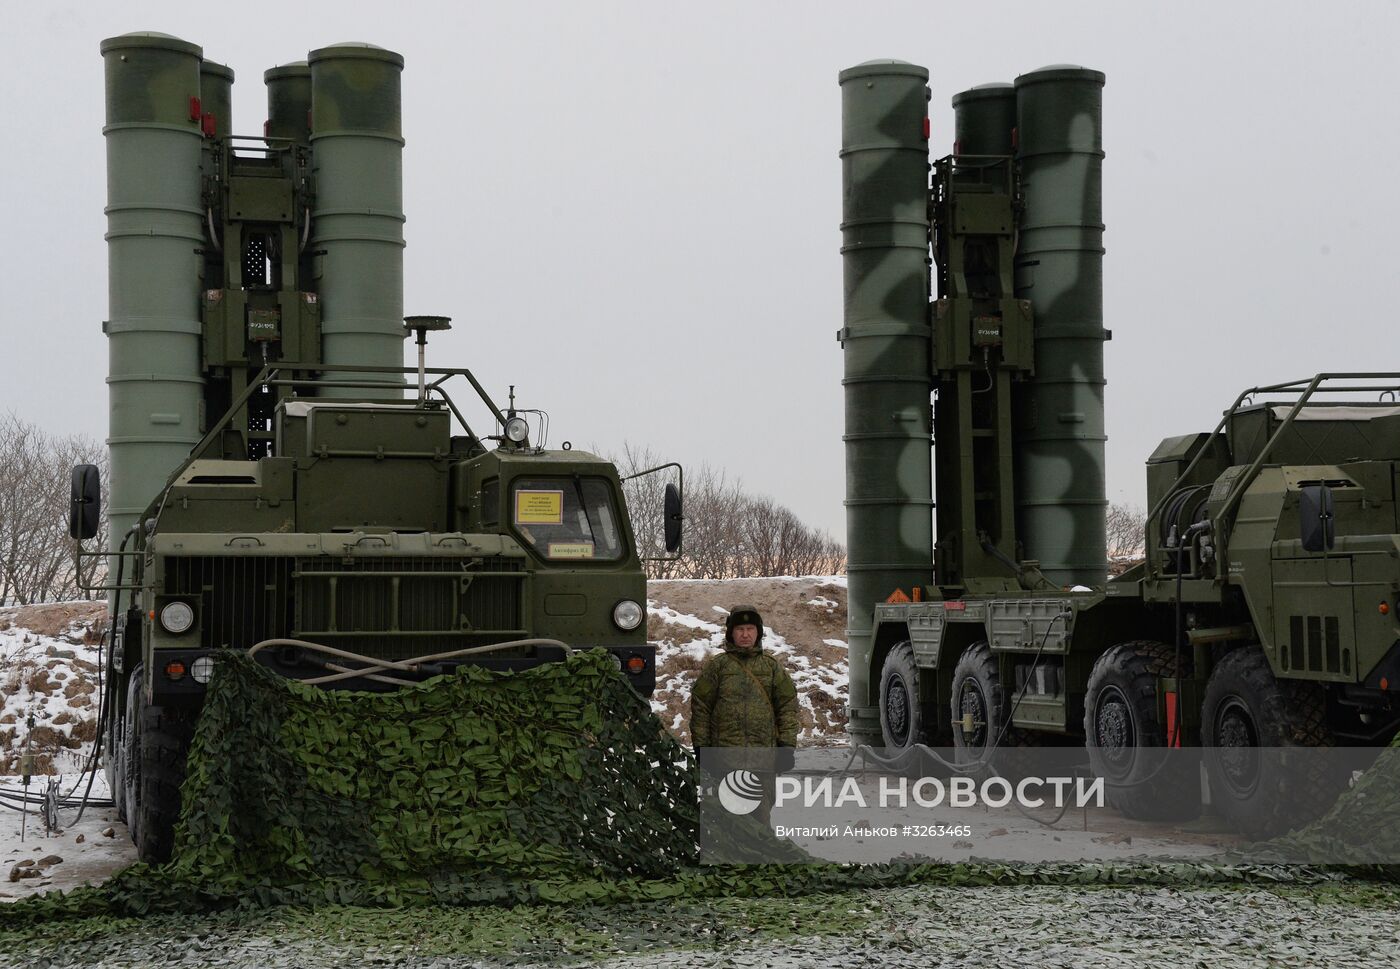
690,606,798,823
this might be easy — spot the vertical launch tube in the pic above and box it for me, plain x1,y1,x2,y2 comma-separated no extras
265,62,313,144
951,83,1015,156
1013,65,1108,587
101,32,206,548
309,43,406,397
199,60,234,137
838,61,934,746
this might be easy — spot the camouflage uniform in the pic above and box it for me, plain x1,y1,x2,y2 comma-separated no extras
689,605,799,749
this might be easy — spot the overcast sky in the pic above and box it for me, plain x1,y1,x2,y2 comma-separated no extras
4,1,1398,541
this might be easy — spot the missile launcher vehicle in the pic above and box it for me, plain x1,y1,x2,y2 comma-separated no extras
71,33,681,862
839,60,1400,834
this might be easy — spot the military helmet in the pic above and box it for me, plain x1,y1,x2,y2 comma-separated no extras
725,604,765,646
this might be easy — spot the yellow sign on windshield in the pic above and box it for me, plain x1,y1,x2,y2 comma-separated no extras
515,490,564,524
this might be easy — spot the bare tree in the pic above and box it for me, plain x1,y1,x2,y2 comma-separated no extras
0,414,108,604
611,442,671,576
738,494,844,577
677,463,747,579
611,442,845,579
1106,501,1147,562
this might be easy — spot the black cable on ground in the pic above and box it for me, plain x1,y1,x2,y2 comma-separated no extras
815,613,1084,828
51,526,133,826
0,788,115,809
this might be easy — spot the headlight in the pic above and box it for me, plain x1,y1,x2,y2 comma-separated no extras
191,655,216,684
504,416,529,443
612,599,643,631
159,601,195,635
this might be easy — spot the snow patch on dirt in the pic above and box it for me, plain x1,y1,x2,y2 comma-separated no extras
0,603,107,775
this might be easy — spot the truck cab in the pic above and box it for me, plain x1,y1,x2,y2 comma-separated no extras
117,381,664,703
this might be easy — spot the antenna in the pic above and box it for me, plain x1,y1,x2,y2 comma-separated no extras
403,316,453,402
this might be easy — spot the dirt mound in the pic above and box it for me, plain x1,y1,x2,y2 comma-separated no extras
0,603,106,642
651,577,847,648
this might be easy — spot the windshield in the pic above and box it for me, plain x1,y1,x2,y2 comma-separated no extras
509,476,625,561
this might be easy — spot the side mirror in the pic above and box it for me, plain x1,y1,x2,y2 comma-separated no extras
70,464,101,541
1300,484,1335,553
621,461,684,560
664,482,683,553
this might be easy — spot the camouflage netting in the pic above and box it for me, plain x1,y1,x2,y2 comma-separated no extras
182,649,705,890
0,651,1392,932
1256,738,1400,878
4,649,710,921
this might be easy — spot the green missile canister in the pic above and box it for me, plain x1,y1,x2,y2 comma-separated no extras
198,61,232,286
951,82,1015,156
101,32,207,547
265,61,312,144
199,60,234,137
838,60,934,746
1013,65,1108,587
309,43,406,397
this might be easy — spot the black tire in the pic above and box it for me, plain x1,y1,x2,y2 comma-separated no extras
1084,641,1201,821
950,642,1034,760
120,666,143,835
1202,645,1343,838
878,642,937,749
133,699,195,864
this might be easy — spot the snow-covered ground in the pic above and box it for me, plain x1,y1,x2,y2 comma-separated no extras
0,605,133,901
0,603,107,776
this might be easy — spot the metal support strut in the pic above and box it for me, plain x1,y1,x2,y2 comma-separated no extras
247,637,573,687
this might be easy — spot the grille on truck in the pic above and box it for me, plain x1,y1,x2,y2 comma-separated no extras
164,556,525,660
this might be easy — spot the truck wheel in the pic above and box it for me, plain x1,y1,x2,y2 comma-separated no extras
950,642,1029,759
879,642,936,748
121,666,143,837
1084,641,1200,821
1202,645,1342,838
133,701,195,864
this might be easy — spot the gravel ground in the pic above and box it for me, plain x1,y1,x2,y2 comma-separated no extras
5,881,1399,968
